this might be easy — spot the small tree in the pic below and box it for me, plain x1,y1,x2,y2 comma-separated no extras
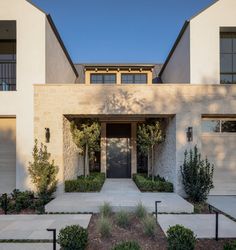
28,140,58,203
137,121,165,180
70,120,101,177
181,146,214,202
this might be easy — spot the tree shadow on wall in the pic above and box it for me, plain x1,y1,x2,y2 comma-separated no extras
100,89,153,114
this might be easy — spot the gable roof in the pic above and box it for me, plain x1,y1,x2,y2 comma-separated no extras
26,0,78,77
159,0,219,77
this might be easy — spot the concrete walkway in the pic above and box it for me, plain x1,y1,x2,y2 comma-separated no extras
208,196,236,219
0,243,60,250
0,214,91,240
158,214,236,239
46,179,193,213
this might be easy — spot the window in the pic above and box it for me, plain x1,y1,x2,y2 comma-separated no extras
121,74,147,84
220,32,236,84
0,21,16,91
90,74,116,84
202,119,236,133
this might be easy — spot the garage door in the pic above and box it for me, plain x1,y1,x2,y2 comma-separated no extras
0,117,16,194
202,118,236,195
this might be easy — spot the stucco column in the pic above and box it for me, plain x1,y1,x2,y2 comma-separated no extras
131,122,137,175
100,122,106,174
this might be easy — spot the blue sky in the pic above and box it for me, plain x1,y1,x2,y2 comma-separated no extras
32,0,214,64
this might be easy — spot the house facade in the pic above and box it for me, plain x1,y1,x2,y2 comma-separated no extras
0,0,236,196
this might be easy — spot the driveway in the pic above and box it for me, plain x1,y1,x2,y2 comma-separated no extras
208,196,236,219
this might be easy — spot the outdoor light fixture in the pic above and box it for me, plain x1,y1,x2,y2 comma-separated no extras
186,127,193,142
45,128,50,143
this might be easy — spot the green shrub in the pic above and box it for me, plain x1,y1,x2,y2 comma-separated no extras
65,172,105,192
0,193,10,214
133,174,173,192
97,216,112,238
58,225,88,250
167,225,196,250
28,140,58,202
11,190,34,212
181,146,214,202
99,202,112,217
224,241,236,250
142,215,156,237
112,241,141,250
116,210,131,228
135,203,147,219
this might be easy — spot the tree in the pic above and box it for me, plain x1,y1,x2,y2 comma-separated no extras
180,146,214,202
70,120,101,177
28,140,58,203
137,121,165,180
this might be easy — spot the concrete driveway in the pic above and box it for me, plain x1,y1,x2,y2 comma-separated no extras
208,196,236,219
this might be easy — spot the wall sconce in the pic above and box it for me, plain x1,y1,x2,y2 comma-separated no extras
45,128,50,143
186,127,193,142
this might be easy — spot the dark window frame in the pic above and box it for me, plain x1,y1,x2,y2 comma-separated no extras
220,32,236,84
90,73,116,84
121,73,147,84
0,39,17,91
202,118,236,133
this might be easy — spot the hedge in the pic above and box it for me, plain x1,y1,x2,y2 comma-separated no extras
133,174,173,192
65,172,105,192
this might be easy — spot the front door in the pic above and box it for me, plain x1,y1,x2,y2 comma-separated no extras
106,124,131,178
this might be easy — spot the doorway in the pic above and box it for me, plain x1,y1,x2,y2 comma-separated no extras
106,124,131,178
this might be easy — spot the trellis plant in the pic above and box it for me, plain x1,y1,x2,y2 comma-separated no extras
137,120,165,181
70,119,101,177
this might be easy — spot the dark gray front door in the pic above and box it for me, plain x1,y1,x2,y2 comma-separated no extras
106,124,131,178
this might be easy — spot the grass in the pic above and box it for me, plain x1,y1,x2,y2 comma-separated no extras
97,216,112,238
135,203,147,219
115,210,131,229
142,215,156,237
99,202,112,217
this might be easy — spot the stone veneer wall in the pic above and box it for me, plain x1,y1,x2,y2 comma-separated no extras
154,117,176,188
63,116,83,180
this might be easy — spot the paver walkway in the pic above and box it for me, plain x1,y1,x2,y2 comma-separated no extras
46,179,193,213
208,196,236,219
0,243,60,250
0,214,91,240
158,214,236,239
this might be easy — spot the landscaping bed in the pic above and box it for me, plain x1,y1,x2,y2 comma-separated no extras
0,190,48,215
65,172,106,192
133,174,173,192
87,214,235,250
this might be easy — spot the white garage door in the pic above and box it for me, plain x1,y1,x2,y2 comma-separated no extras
0,117,16,194
202,118,236,195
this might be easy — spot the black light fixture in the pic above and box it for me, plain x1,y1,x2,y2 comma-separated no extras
45,128,50,143
186,127,193,142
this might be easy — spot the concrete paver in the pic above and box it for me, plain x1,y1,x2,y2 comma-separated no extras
46,179,194,213
158,214,236,239
0,214,91,240
208,196,236,219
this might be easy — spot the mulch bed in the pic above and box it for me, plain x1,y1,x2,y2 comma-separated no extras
0,208,37,215
87,214,235,250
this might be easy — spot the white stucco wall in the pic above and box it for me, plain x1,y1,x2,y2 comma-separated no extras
161,24,190,83
190,0,236,84
0,0,46,191
45,19,77,83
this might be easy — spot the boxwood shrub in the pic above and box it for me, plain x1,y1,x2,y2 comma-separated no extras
133,174,173,192
167,224,196,250
65,172,105,192
58,225,88,250
112,241,141,250
224,241,236,250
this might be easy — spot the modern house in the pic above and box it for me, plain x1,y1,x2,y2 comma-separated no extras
0,0,235,196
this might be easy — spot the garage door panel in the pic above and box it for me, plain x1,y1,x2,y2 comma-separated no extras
202,135,236,195
0,118,16,194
